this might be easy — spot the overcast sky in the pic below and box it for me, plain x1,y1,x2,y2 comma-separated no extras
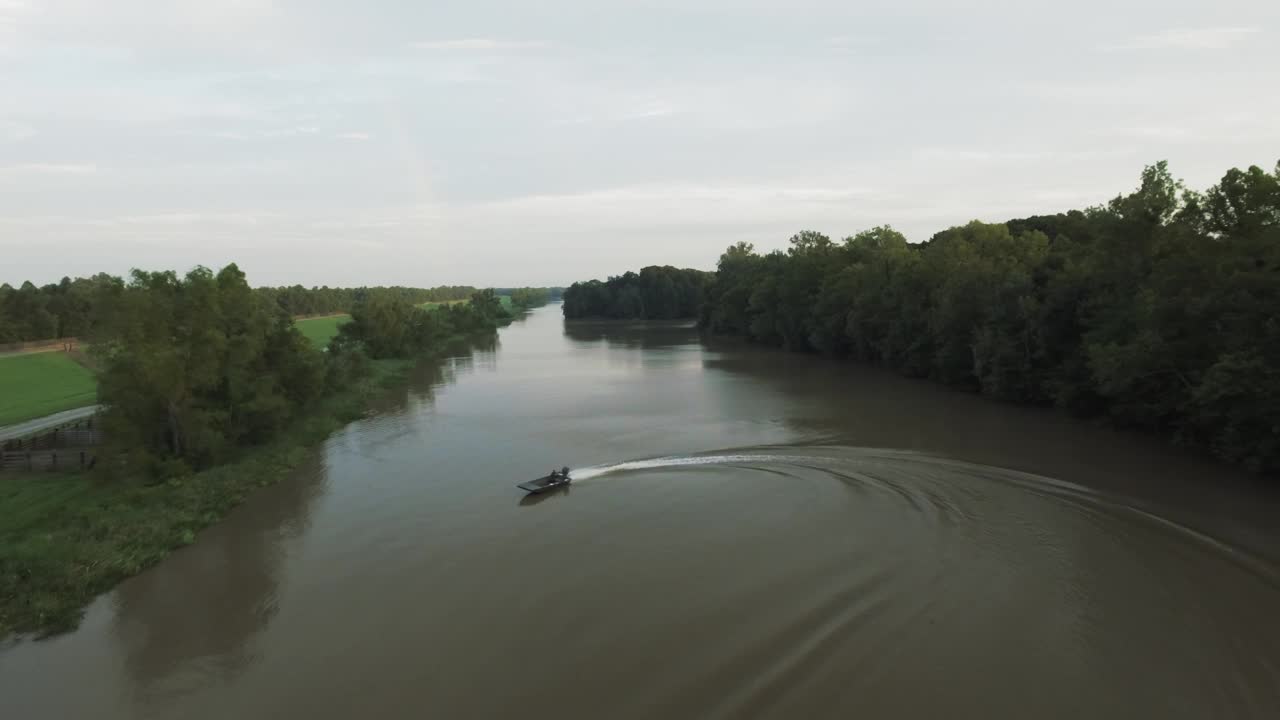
2,1,1277,288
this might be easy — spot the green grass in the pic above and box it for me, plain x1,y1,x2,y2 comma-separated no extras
295,303,465,349
0,356,417,639
295,314,349,348
0,304,469,427
420,299,467,310
0,353,98,426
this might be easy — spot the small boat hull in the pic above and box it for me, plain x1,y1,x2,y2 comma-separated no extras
518,475,571,494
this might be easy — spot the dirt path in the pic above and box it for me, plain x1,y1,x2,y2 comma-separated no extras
0,405,101,442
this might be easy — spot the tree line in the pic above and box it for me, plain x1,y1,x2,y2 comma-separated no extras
697,161,1280,473
90,265,510,479
256,284,477,317
562,266,711,319
0,278,480,343
331,288,509,360
496,286,565,302
509,287,551,310
0,274,121,343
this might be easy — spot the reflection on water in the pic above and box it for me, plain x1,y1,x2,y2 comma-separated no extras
3,304,1280,720
699,341,1280,560
518,484,571,507
563,319,699,349
366,333,500,421
111,451,327,697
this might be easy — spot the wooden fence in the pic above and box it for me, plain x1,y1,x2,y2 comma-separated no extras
0,417,101,473
1,449,98,472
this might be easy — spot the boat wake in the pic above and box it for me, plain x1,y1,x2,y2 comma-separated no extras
570,453,801,482
555,444,1280,719
569,445,1280,586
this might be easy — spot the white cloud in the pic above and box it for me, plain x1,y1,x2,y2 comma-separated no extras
823,35,882,54
0,163,97,175
474,182,881,232
1113,126,1191,141
411,38,547,51
1108,27,1262,51
0,121,35,141
207,126,323,141
914,148,1131,164
0,0,29,52
2,1,1279,285
625,102,678,120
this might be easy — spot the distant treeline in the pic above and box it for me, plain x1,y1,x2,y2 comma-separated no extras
509,287,552,310
94,266,510,478
0,274,118,342
257,285,477,317
331,288,508,360
697,161,1280,473
0,280,480,343
496,286,565,301
562,267,711,319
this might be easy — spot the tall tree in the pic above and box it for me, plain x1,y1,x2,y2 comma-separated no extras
694,159,1280,473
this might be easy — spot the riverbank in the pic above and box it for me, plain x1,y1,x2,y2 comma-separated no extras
0,353,428,640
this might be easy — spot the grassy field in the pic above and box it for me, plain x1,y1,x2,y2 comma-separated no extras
0,352,98,427
294,302,466,348
0,304,470,428
421,299,468,310
295,314,349,348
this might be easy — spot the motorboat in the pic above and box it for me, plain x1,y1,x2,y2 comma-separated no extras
518,466,571,494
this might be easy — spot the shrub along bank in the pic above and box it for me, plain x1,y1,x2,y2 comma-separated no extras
1,266,511,639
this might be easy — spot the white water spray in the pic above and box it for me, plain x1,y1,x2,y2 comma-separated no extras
570,454,794,482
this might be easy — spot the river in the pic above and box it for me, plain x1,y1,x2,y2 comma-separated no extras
4,304,1280,719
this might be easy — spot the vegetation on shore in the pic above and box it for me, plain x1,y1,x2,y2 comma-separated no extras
87,268,511,480
257,285,477,318
0,278,480,346
562,266,711,319
295,301,470,349
295,314,350,348
695,160,1280,473
2,289,547,428
0,355,415,638
2,264,517,638
508,287,551,310
494,286,565,302
0,352,97,426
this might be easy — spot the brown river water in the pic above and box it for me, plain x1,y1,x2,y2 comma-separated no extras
4,304,1280,719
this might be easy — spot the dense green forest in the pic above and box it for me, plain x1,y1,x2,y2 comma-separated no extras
509,287,552,310
0,274,121,343
1,272,508,636
562,266,712,319
256,284,477,317
90,266,508,478
497,286,565,302
699,161,1280,472
0,279,478,343
331,288,508,360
